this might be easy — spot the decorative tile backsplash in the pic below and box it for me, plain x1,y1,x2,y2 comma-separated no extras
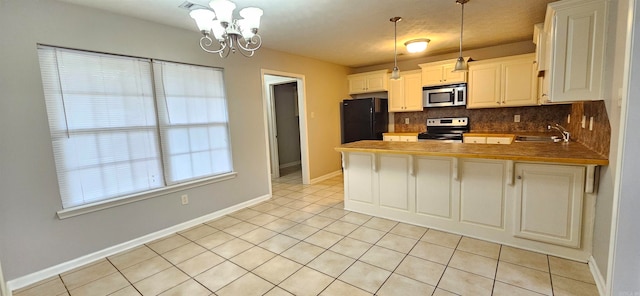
393,102,610,156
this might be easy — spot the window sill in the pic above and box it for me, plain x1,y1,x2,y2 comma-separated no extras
56,172,238,219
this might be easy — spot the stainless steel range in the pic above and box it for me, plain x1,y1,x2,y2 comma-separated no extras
417,117,469,143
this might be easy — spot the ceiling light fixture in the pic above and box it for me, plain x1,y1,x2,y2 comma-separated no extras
390,16,402,80
405,38,430,53
453,0,469,72
189,0,263,58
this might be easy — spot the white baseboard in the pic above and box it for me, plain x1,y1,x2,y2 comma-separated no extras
6,194,271,293
280,160,301,169
589,255,606,296
310,170,343,184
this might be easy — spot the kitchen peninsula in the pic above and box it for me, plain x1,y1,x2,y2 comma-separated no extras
335,140,608,262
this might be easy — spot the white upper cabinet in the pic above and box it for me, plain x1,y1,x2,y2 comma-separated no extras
347,70,389,94
468,54,538,109
388,70,423,112
541,0,607,103
533,23,548,73
419,59,467,87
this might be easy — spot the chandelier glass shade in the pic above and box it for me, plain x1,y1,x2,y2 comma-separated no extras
189,0,263,58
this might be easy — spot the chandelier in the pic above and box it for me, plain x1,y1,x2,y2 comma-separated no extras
189,0,263,58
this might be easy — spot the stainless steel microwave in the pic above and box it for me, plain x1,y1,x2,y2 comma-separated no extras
422,83,467,107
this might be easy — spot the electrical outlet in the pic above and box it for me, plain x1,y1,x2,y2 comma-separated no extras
181,194,189,205
589,117,594,131
581,115,586,128
514,115,521,123
404,118,410,124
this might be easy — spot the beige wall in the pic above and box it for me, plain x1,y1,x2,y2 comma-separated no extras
0,0,347,281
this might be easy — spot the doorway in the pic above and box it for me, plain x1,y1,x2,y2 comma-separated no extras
273,82,302,176
261,70,310,185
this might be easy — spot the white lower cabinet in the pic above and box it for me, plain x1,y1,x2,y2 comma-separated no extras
513,163,585,248
460,159,506,229
378,154,411,211
344,153,375,204
342,152,593,261
415,157,457,219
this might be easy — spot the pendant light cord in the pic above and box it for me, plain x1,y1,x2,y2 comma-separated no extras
459,1,464,57
394,20,398,68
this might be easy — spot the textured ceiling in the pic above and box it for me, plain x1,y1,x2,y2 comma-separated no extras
57,0,557,67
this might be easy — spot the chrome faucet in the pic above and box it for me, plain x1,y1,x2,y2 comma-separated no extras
548,123,570,142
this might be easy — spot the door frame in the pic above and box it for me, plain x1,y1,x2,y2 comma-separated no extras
0,259,7,296
261,69,310,185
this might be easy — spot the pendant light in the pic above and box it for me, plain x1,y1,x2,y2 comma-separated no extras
390,16,402,80
453,0,469,72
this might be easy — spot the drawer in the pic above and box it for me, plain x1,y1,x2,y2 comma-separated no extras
464,136,487,144
486,137,513,144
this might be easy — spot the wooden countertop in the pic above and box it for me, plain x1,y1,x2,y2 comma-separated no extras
335,140,609,165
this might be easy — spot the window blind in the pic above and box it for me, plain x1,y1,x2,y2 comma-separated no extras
38,46,163,208
153,61,233,184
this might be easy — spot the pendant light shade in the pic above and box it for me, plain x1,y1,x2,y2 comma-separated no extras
453,0,469,72
390,16,402,80
454,56,467,72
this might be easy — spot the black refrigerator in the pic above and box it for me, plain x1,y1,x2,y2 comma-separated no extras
341,98,388,143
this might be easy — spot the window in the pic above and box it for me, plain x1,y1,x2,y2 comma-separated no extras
38,46,233,209
153,61,232,184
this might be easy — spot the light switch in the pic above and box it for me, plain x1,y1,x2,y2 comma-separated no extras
404,118,410,124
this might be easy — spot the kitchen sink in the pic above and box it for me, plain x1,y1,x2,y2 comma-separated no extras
514,135,562,143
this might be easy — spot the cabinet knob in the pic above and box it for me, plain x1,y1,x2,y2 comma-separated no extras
517,176,522,180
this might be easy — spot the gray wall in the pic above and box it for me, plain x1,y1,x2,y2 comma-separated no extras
590,0,627,280
0,0,348,280
274,83,302,167
611,0,640,293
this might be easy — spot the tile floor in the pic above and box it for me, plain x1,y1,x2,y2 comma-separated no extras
13,171,600,296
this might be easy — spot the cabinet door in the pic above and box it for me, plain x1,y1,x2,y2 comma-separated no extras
421,65,444,86
468,63,501,108
416,157,456,219
379,154,410,211
348,76,367,94
403,73,423,111
502,57,538,107
345,153,375,204
443,64,467,84
459,159,506,229
548,0,606,102
366,74,387,92
513,163,585,248
388,77,406,112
